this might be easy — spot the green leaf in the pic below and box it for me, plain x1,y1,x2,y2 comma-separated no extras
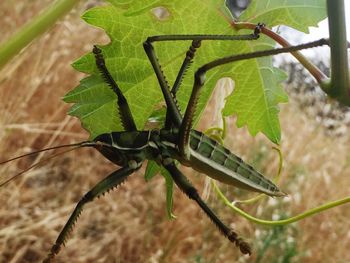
145,160,160,181
145,160,176,219
240,0,327,33
66,0,327,142
109,0,165,17
222,38,289,143
161,168,176,219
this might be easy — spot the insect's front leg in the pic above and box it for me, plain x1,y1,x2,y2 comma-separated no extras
43,162,139,263
161,158,251,255
93,45,137,131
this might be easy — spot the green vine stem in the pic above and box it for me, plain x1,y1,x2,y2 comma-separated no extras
322,0,350,105
0,0,81,70
213,181,350,226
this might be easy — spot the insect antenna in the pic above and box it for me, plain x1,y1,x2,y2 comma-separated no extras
0,141,95,187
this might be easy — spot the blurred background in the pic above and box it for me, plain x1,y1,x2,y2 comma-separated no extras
0,1,349,262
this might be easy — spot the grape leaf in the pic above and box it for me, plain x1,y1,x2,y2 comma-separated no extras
240,0,327,33
64,0,326,218
145,160,176,219
64,0,326,143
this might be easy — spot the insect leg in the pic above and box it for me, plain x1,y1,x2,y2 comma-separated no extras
143,41,183,127
93,46,137,131
178,38,329,159
162,159,251,255
43,162,139,263
164,39,201,129
143,29,262,129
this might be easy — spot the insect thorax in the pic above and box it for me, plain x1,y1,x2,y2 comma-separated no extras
92,129,180,167
93,131,151,166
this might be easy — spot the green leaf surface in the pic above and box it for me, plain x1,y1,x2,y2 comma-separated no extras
66,0,326,142
161,168,176,219
145,160,176,219
145,160,160,181
240,0,327,33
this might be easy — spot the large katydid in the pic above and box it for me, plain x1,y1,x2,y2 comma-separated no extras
0,22,329,262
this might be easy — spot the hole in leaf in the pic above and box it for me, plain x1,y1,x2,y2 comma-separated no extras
151,6,171,21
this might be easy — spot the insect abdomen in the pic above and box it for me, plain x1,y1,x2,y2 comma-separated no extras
189,130,285,197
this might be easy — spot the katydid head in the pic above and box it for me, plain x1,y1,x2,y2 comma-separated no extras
92,133,128,166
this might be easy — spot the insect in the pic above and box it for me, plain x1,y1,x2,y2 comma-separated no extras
1,23,328,262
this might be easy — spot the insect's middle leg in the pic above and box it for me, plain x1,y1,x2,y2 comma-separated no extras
162,159,251,255
43,162,139,263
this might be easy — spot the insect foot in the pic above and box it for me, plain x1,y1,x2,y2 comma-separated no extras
227,230,252,255
254,22,265,37
43,244,60,263
236,238,252,255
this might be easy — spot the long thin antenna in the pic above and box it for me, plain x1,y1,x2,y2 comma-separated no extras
0,141,91,165
0,141,95,187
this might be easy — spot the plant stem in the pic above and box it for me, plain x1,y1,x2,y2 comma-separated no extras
213,181,350,226
322,0,350,105
0,0,81,70
232,21,328,84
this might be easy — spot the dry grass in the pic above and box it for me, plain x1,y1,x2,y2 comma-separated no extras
1,1,350,263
